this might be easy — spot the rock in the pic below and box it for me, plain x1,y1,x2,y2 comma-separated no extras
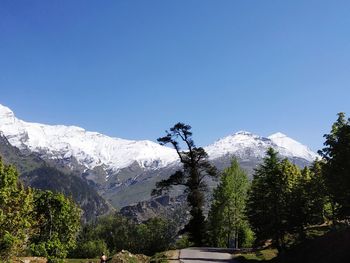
109,250,150,263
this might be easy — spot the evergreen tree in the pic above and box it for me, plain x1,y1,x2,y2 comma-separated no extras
30,190,81,262
308,160,328,224
247,148,280,246
247,148,301,251
288,161,327,239
152,123,217,246
318,112,350,221
207,159,252,248
0,157,34,261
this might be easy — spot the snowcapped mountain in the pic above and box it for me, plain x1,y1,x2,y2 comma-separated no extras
268,132,318,161
0,104,178,174
0,103,319,208
205,131,318,162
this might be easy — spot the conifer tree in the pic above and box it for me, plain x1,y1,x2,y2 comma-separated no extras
247,148,280,246
207,159,252,248
247,148,301,251
287,161,326,239
152,123,217,246
318,112,350,221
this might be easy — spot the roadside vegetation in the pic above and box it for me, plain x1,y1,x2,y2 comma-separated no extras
235,113,350,262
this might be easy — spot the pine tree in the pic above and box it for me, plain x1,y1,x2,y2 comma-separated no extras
247,148,302,251
207,159,252,248
152,123,217,246
247,148,280,246
318,112,350,221
0,157,34,261
287,161,326,240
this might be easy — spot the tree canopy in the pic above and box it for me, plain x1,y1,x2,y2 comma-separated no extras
30,190,81,262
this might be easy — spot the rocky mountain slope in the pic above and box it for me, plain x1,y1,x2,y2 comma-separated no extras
0,133,111,221
0,103,318,209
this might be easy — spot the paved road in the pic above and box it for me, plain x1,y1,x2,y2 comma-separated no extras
180,247,237,263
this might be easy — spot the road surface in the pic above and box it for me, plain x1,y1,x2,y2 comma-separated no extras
180,247,237,263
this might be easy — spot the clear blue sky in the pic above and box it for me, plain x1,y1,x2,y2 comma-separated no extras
1,0,350,151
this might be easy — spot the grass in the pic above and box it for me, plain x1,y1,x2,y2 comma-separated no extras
234,249,278,262
65,259,99,263
236,226,350,263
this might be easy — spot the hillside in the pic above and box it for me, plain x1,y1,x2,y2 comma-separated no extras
236,228,350,263
0,134,111,221
274,228,350,263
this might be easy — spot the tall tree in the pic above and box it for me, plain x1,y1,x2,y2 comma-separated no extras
287,162,327,240
247,148,280,247
30,190,81,262
318,112,350,221
152,123,217,246
207,159,252,248
247,148,301,251
0,158,34,261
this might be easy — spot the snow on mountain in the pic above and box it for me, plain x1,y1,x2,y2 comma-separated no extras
0,103,318,180
0,104,178,172
268,132,318,161
205,131,318,162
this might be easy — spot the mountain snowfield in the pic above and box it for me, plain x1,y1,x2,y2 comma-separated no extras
0,104,178,173
205,131,318,161
0,103,318,179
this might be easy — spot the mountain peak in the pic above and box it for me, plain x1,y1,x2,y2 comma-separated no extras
0,104,16,125
233,131,256,136
268,132,288,139
205,130,318,162
0,104,15,118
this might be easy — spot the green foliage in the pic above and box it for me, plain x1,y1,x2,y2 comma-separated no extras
23,166,110,222
0,158,34,261
239,221,256,248
30,190,81,262
72,239,108,259
247,149,300,250
71,213,177,258
287,162,327,239
173,234,193,249
141,217,177,255
153,123,217,246
247,149,328,251
207,159,253,248
247,148,283,249
318,112,350,220
235,248,278,262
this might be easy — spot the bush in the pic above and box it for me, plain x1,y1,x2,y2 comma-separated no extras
173,234,193,249
71,239,109,259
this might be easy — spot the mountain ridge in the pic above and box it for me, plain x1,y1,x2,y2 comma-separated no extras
0,133,111,221
0,103,318,208
0,104,179,175
0,104,317,173
205,130,318,162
